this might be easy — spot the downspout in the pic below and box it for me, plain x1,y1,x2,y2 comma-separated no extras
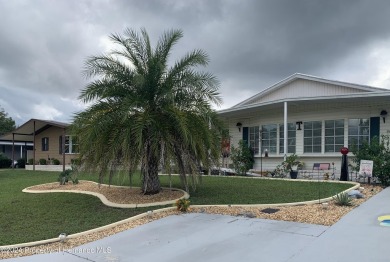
284,102,288,161
62,128,66,172
12,133,14,169
33,121,36,171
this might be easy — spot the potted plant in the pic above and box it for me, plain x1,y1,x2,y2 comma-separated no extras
282,154,304,179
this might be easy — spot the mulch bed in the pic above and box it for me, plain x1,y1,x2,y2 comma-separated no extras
27,180,183,204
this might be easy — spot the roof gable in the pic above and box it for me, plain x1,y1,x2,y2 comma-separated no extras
233,73,386,108
0,119,70,142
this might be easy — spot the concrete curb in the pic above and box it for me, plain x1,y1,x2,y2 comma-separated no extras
22,180,190,208
2,179,359,250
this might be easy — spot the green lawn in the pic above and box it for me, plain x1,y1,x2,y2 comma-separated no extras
91,171,353,205
0,170,158,245
0,170,352,245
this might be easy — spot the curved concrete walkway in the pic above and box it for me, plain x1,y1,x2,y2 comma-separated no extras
4,187,390,261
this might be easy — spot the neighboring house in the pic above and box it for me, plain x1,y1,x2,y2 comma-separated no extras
218,73,390,173
0,141,33,161
0,119,79,171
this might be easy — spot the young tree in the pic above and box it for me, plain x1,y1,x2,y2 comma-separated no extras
0,107,16,135
230,140,254,176
73,28,223,194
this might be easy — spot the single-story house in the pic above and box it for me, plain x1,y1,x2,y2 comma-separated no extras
0,141,33,161
0,119,79,171
218,73,390,175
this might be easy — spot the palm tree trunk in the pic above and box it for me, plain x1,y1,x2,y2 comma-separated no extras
141,143,161,194
142,168,160,194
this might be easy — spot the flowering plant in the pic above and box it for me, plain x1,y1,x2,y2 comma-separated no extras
273,164,287,178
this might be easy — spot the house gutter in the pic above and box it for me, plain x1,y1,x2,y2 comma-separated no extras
218,91,390,116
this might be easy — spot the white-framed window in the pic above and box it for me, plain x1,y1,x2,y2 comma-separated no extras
348,118,369,149
248,126,260,154
60,135,79,154
304,121,322,153
261,124,277,154
279,123,296,154
41,137,49,151
325,119,344,152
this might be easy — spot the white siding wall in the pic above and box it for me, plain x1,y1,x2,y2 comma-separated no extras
380,116,390,138
249,79,367,105
224,101,390,172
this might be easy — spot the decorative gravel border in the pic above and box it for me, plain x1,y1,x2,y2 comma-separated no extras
22,180,190,208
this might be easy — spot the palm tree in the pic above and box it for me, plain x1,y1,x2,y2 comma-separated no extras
73,28,223,194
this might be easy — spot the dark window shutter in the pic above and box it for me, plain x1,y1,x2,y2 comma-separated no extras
59,136,62,154
370,117,380,141
41,137,49,151
242,127,249,145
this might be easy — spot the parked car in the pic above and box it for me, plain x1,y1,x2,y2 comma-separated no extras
11,160,18,168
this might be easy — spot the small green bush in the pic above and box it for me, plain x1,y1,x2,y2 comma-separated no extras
230,140,254,176
333,192,353,206
351,135,390,186
17,159,26,168
58,169,71,185
58,169,79,185
175,199,190,212
28,158,34,165
51,158,60,165
0,154,12,168
39,159,47,165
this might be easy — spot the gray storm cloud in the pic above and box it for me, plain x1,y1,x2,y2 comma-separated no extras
1,0,390,125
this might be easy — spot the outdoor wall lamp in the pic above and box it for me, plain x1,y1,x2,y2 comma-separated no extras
236,122,242,132
296,121,303,130
380,110,388,123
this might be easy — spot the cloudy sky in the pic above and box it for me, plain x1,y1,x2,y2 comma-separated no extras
1,0,390,125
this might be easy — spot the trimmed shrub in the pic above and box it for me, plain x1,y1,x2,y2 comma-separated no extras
52,158,60,165
28,158,34,165
17,159,26,168
0,154,12,168
38,158,47,165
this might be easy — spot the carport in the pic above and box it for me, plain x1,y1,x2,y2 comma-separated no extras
0,119,69,171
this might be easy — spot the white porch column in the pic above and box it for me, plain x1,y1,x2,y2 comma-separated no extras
284,101,288,161
33,120,36,171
